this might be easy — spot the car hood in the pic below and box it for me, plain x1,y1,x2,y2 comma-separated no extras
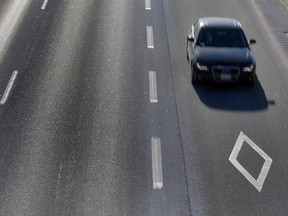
194,46,254,66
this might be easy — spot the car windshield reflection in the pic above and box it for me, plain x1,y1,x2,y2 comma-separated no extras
197,28,248,48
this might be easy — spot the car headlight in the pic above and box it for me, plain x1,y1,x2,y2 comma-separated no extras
197,63,208,71
243,64,254,72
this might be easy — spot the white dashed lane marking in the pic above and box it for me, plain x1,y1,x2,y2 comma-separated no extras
0,70,18,105
146,26,154,49
145,0,151,10
149,71,158,103
41,0,49,10
151,137,163,189
145,1,162,190
229,131,273,192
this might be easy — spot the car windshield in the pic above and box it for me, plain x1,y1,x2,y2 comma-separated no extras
197,27,248,48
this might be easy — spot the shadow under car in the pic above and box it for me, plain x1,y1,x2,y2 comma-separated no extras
192,77,273,111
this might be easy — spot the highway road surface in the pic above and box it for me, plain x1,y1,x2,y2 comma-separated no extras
0,0,288,215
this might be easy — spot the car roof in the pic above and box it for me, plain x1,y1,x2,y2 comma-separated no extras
198,17,242,28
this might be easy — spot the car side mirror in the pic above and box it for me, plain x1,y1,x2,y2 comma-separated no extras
249,39,256,45
187,34,195,42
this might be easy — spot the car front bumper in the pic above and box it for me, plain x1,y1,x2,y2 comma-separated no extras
193,65,256,83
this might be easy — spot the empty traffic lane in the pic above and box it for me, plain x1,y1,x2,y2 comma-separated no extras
0,1,151,215
0,0,189,215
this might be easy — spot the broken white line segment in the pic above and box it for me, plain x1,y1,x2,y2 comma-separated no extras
149,71,158,103
41,0,49,10
0,70,18,105
151,137,163,189
145,0,151,10
146,26,154,48
229,131,273,192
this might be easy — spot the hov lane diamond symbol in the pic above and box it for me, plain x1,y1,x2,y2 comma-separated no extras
229,131,273,192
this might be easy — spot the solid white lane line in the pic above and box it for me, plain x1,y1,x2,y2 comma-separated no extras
151,137,163,189
145,0,151,10
146,26,154,48
149,71,158,103
0,70,18,105
41,0,49,10
229,131,273,192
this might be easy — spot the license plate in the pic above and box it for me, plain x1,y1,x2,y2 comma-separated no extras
220,73,231,81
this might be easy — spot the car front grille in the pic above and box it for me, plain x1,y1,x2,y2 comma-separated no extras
212,65,240,82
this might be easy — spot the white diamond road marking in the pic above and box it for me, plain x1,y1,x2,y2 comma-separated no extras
229,131,273,192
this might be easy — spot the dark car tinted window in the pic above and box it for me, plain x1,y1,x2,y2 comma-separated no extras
193,21,200,40
196,27,248,48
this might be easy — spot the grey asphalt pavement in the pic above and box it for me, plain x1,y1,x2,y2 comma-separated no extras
0,0,288,215
0,0,189,215
282,0,288,9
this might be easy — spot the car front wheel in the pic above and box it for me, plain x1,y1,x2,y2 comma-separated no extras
191,64,198,84
248,74,255,86
186,43,189,62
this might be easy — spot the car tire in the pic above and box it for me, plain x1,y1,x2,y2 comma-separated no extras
191,64,198,84
186,45,189,62
248,74,255,86
242,74,255,86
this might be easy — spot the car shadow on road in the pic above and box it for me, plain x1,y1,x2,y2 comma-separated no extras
192,77,274,111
